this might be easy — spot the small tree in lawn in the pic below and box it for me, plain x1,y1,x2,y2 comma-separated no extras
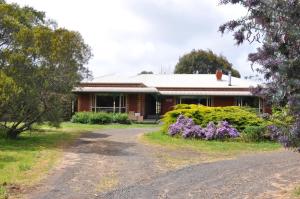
219,0,300,149
0,1,92,138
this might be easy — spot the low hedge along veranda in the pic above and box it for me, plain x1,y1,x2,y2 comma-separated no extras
71,112,131,124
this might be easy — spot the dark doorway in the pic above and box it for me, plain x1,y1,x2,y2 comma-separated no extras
145,94,156,119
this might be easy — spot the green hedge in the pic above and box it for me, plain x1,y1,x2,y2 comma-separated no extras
241,125,268,142
71,112,131,124
162,104,267,132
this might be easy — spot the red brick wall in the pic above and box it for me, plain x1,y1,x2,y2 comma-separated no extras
262,99,272,114
161,97,176,115
128,94,138,113
77,93,91,112
138,94,145,116
213,96,235,107
127,94,146,116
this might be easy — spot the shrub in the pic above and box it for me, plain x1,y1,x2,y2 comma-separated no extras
216,121,240,139
241,125,267,142
112,113,131,124
162,104,265,132
89,112,113,124
269,106,295,128
168,114,240,140
71,112,130,125
70,112,90,124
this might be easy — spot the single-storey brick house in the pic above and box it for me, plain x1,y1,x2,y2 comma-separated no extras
73,72,269,120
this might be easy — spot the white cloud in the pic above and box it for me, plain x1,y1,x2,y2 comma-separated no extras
7,0,261,77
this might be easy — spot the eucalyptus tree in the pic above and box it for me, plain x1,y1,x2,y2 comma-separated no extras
0,1,91,138
174,49,241,77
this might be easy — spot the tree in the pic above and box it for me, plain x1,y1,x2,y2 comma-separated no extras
0,70,20,109
174,49,241,77
0,1,91,138
219,0,300,149
138,71,153,75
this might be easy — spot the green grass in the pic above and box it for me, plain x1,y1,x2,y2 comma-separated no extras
293,186,300,197
142,131,281,156
0,122,159,198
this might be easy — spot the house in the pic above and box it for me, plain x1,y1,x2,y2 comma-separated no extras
73,71,270,120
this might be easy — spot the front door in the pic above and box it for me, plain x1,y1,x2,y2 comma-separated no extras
145,94,156,119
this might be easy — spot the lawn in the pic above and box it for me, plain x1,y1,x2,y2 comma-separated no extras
142,131,281,156
0,122,159,199
293,186,300,197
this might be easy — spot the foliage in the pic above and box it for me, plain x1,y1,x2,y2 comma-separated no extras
0,1,92,139
0,70,20,107
269,106,295,128
71,112,131,125
174,49,240,77
219,0,300,149
112,113,131,124
168,115,240,140
241,125,267,142
162,104,265,133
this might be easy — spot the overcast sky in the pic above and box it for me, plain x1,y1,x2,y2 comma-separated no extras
7,0,259,78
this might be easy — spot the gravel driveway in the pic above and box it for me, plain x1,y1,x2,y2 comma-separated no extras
28,128,300,199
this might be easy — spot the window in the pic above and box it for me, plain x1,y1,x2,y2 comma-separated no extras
235,97,259,107
235,96,261,112
177,96,211,106
92,94,126,113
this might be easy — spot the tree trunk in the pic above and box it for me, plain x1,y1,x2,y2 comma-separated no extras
6,129,20,139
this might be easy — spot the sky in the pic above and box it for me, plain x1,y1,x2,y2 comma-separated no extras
7,0,260,78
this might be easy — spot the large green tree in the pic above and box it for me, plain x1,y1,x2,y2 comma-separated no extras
174,49,241,77
219,0,300,149
0,1,91,138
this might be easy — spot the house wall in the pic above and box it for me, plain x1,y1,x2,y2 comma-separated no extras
127,94,138,113
76,93,269,115
212,96,235,107
161,96,176,115
262,99,272,114
77,93,91,112
137,94,145,116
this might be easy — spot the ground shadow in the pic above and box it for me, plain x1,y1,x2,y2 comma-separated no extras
80,132,110,139
73,140,136,156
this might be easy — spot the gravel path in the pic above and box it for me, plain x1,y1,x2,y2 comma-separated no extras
99,151,300,199
28,128,300,199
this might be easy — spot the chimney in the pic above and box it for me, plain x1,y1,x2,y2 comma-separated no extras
228,71,232,86
216,69,222,81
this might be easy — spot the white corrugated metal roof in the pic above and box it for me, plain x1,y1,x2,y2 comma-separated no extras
84,74,259,88
159,90,253,96
73,87,158,93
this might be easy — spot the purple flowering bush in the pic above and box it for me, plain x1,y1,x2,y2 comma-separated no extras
216,121,240,139
267,124,300,149
168,115,240,140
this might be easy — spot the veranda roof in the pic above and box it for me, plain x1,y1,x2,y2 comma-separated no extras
73,87,158,93
159,90,253,96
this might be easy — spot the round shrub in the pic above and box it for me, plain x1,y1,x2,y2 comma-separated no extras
168,114,240,140
162,104,266,133
241,125,267,142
